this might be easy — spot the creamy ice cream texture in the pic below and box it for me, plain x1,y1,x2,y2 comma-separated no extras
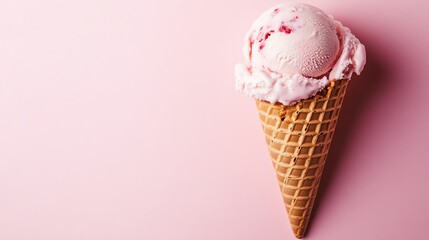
235,3,366,105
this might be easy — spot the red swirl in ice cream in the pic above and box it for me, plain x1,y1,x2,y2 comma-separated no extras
235,3,366,105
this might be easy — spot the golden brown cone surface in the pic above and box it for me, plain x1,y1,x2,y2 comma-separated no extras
256,80,348,238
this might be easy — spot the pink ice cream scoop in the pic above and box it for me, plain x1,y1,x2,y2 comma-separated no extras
235,3,366,105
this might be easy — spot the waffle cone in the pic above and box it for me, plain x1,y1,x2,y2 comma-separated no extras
256,80,348,238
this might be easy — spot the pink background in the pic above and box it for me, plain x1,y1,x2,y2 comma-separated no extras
0,0,428,239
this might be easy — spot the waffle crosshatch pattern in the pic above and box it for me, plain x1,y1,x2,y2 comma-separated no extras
256,79,348,238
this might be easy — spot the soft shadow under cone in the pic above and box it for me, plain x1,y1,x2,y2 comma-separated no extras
256,80,348,238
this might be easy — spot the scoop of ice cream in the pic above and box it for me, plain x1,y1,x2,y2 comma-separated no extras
247,3,340,77
235,3,366,106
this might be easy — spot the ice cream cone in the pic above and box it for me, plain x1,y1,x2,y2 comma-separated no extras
256,79,348,238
